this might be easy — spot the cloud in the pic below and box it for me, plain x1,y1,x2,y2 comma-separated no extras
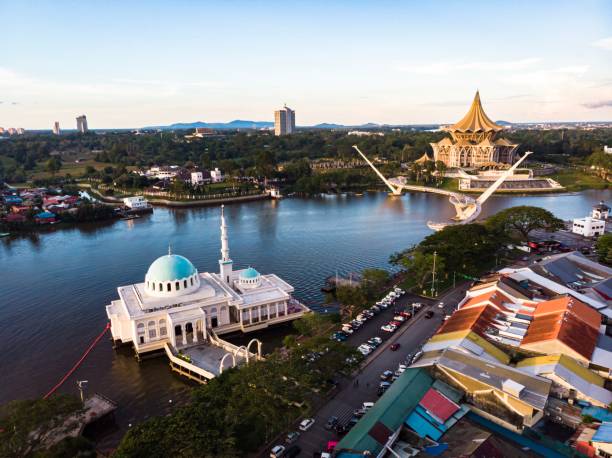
583,100,612,109
395,58,541,75
592,37,612,50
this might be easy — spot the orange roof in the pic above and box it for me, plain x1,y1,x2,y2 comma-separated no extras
521,297,601,360
461,289,513,312
437,304,499,336
449,91,503,133
533,297,601,330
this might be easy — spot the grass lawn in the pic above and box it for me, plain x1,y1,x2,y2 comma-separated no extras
550,169,609,191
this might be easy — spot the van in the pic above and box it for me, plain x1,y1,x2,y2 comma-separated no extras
362,401,374,410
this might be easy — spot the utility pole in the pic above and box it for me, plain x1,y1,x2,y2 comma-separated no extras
77,380,88,403
453,271,456,289
431,251,437,297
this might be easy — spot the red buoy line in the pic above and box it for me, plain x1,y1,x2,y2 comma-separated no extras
43,322,111,399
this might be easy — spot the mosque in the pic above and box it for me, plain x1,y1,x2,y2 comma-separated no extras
106,206,309,364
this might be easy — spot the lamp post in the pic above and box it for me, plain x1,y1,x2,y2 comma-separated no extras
76,380,88,403
431,251,437,297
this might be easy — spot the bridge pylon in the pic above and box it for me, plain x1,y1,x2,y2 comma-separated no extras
352,145,402,195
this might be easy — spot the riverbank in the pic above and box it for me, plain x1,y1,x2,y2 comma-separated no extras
80,183,271,207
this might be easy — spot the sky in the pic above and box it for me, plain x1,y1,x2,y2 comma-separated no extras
1,0,612,129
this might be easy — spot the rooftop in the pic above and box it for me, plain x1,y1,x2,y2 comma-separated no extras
449,91,503,133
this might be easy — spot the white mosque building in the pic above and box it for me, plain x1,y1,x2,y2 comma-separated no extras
106,206,309,360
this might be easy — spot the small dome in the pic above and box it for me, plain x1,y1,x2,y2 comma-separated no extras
240,267,260,279
146,254,197,283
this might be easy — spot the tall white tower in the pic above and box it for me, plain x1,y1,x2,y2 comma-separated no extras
219,205,233,284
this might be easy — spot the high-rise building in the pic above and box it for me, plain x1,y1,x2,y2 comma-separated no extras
274,105,295,136
53,121,61,135
76,115,88,133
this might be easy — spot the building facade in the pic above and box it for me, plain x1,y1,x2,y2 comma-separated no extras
106,206,309,355
76,115,88,133
274,105,295,136
573,217,606,237
52,121,60,135
431,92,518,168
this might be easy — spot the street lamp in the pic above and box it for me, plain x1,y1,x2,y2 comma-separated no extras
76,380,88,403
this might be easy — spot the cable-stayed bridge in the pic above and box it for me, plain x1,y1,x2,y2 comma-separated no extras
352,145,532,231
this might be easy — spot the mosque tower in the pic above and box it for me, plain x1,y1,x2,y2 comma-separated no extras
219,205,233,284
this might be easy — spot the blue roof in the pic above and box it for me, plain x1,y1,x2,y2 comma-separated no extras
36,211,55,218
146,254,197,282
240,267,260,279
593,422,612,443
582,406,612,422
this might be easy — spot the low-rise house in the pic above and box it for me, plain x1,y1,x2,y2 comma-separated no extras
573,216,606,237
34,211,57,224
593,201,610,220
210,167,224,183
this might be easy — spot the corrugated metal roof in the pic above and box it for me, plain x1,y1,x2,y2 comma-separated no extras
419,388,460,422
335,368,433,455
593,422,612,443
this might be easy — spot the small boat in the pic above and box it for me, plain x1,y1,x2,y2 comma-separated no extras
0,232,10,238
121,214,141,221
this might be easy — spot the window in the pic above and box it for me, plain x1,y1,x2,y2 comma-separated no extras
159,319,167,336
184,280,187,288
167,283,171,292
175,281,180,290
190,277,194,286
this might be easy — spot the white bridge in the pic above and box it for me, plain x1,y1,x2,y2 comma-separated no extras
352,145,532,231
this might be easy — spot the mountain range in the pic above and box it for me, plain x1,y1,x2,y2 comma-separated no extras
144,120,440,130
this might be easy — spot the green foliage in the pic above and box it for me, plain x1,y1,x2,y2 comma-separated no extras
116,342,358,456
485,205,564,241
0,395,83,458
596,233,612,265
335,284,368,309
292,313,334,337
44,157,62,175
361,268,390,299
401,251,445,290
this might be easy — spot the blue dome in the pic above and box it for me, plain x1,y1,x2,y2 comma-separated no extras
146,254,197,282
240,267,260,279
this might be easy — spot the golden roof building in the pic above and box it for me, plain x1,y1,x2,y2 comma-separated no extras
431,91,518,168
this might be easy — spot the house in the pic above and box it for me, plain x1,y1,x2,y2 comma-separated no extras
573,216,606,237
210,167,224,183
4,213,27,224
123,196,149,209
592,422,612,458
34,211,57,224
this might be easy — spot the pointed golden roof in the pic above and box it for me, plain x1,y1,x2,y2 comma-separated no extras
415,153,433,164
450,91,503,133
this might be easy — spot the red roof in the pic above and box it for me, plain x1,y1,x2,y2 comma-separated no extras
461,289,513,312
419,388,459,423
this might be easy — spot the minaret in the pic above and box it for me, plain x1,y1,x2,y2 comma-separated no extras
219,205,233,284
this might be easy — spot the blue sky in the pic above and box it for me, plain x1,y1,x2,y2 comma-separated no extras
1,0,611,128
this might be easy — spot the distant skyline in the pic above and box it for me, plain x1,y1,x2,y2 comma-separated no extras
1,0,612,129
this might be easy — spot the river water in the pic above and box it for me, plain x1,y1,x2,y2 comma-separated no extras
0,189,609,444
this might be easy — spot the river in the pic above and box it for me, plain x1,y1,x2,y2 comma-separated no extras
0,189,609,445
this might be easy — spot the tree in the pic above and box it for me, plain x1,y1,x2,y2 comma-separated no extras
485,206,564,241
0,395,84,458
596,233,612,265
361,268,390,299
45,157,62,176
401,251,446,291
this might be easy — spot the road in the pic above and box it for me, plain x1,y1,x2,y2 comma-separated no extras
269,283,470,457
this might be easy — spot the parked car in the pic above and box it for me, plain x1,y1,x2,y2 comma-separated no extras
390,343,401,351
299,418,315,431
390,320,402,327
353,408,367,417
380,370,393,380
425,310,434,319
362,402,375,410
270,445,286,458
325,416,339,430
381,325,396,332
285,431,300,444
437,301,445,309
393,315,406,322
284,445,301,458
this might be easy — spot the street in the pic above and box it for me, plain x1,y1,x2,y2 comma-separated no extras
267,283,470,457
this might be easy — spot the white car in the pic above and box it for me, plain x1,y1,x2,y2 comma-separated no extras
270,445,286,458
299,418,315,431
437,302,445,309
393,315,406,322
359,347,372,356
370,336,382,345
381,324,396,333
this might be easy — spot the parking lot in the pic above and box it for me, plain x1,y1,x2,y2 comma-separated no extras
265,283,470,457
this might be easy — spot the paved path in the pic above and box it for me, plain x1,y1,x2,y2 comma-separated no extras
266,283,469,457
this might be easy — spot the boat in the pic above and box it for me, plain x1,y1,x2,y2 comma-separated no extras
0,232,10,238
121,214,141,221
